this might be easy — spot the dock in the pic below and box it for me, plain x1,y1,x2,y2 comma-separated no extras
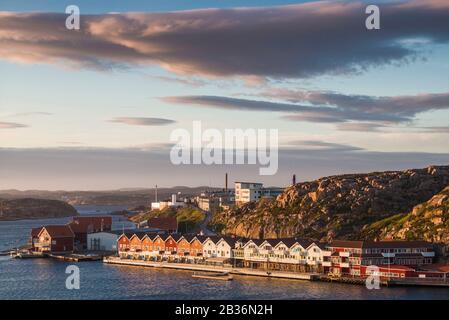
103,257,318,281
48,253,104,262
192,271,233,281
388,278,449,287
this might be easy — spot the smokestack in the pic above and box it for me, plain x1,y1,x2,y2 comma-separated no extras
155,184,158,202
225,173,228,192
292,174,296,185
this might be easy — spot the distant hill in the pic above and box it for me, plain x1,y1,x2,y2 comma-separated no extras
210,166,449,242
0,198,78,221
0,186,222,206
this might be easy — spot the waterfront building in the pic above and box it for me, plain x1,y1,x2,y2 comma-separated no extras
153,234,166,253
215,237,240,259
325,240,435,277
87,230,122,252
165,234,180,255
30,227,43,249
33,225,75,253
141,234,154,255
69,216,112,250
96,229,162,252
117,233,131,256
176,236,191,256
189,235,206,257
202,236,220,258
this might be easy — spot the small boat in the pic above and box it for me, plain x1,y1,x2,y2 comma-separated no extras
13,252,44,259
192,271,233,281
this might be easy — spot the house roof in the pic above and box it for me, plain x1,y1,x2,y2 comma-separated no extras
169,234,183,242
217,236,242,247
330,240,432,249
148,217,177,231
41,225,74,238
31,227,43,237
69,216,112,233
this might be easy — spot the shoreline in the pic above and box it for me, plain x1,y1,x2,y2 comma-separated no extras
104,257,449,288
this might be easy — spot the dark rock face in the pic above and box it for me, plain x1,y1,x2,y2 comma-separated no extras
210,166,449,241
0,198,78,220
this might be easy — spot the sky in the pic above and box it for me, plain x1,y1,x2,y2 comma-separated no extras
0,0,448,190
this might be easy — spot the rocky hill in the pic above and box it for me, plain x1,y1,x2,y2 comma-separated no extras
361,186,449,243
0,198,78,221
209,166,449,242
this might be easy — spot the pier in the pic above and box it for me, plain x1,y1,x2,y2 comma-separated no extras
104,257,318,281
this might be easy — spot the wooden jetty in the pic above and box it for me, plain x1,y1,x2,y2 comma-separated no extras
48,253,103,262
192,271,233,281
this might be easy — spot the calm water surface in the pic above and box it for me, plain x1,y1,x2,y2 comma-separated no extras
1,205,449,300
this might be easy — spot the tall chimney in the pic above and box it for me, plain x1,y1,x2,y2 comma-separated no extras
225,173,228,192
292,174,296,185
155,184,158,202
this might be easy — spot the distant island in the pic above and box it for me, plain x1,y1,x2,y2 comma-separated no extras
0,186,222,206
0,198,78,221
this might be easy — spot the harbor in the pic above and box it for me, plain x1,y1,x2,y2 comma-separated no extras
2,205,449,300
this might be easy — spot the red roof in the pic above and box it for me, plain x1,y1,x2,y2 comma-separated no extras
69,216,112,233
31,227,43,237
148,217,177,232
330,240,432,249
41,225,74,238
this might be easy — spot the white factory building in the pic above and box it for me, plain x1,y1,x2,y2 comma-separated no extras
234,182,284,205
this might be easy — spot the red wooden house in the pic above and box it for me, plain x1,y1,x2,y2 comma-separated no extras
164,235,179,254
118,234,131,253
34,225,74,253
153,235,166,253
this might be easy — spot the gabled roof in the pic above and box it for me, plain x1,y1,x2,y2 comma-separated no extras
69,216,112,233
330,240,433,249
31,227,43,237
148,217,177,231
202,236,221,244
40,225,74,238
169,234,183,242
193,235,208,243
182,234,197,242
217,236,242,247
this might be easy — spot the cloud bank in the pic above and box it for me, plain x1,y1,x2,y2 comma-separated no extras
109,117,176,126
163,91,449,126
0,121,28,129
0,0,448,78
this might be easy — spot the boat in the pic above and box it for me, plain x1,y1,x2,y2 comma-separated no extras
192,271,233,281
13,252,44,259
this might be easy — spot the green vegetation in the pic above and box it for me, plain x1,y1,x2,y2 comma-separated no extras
131,206,205,233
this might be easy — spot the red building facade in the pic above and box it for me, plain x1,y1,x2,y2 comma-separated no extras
324,240,435,277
